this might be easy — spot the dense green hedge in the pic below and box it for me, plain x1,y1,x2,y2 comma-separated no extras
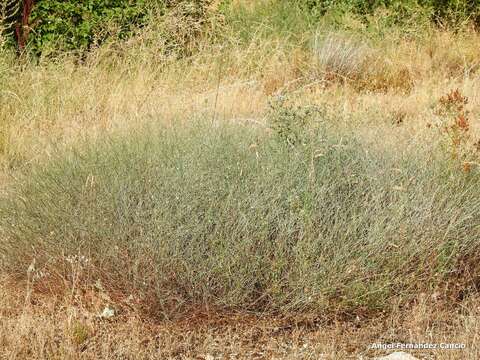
14,0,218,54
1,0,479,54
27,0,162,53
303,0,480,25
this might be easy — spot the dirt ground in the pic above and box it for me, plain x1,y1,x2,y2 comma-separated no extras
1,279,479,359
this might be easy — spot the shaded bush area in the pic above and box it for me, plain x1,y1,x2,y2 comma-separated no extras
1,121,479,318
27,0,157,53
304,0,480,26
2,0,480,54
0,0,219,54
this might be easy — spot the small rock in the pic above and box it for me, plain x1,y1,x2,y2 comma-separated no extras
99,306,115,319
375,352,418,360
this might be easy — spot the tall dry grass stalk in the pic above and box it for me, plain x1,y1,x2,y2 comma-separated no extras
2,27,480,170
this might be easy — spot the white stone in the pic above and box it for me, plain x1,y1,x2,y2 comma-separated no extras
99,306,115,319
375,352,419,360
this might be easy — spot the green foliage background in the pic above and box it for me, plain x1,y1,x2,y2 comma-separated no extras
303,0,479,18
28,0,161,53
1,0,480,54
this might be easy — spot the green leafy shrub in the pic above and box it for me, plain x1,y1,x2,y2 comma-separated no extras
267,95,321,147
303,0,480,27
18,0,221,55
4,0,480,55
27,0,159,54
429,0,480,26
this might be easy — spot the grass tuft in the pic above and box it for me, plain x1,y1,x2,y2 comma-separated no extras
1,121,479,319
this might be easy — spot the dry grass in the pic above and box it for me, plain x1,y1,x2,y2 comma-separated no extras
1,278,480,359
1,28,480,170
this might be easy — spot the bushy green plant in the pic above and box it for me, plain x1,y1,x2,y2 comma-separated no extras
27,0,160,54
17,0,221,55
303,0,480,27
4,0,480,55
429,0,480,26
1,121,479,318
267,95,321,147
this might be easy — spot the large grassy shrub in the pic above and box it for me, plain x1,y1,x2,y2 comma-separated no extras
1,120,479,318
